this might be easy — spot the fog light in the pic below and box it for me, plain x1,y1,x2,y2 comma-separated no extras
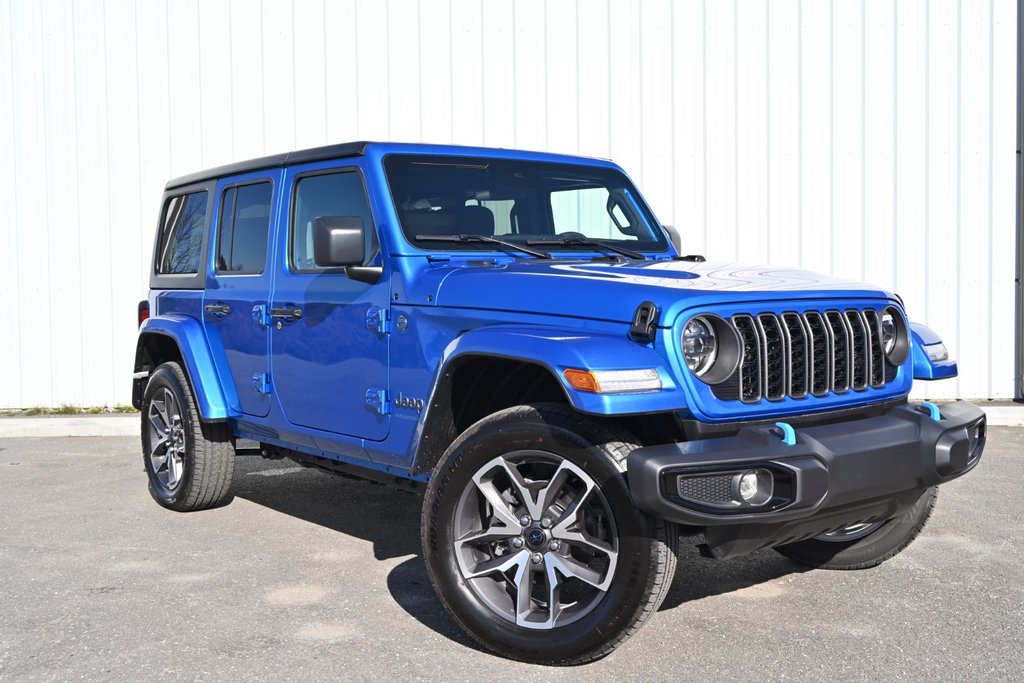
732,469,773,506
738,472,759,501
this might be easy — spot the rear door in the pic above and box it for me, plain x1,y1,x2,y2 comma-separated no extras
269,161,391,440
203,173,277,417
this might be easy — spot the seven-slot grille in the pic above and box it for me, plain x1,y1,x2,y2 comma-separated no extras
712,309,893,403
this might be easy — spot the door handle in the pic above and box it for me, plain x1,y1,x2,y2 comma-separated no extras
204,303,231,318
269,306,302,320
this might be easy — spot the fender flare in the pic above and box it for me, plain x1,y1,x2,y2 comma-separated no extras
409,324,684,475
437,325,683,415
134,315,237,422
910,322,958,380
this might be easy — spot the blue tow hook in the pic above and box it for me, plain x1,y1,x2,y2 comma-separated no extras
774,422,797,446
920,401,942,421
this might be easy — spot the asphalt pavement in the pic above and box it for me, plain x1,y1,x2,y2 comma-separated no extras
1,429,1021,681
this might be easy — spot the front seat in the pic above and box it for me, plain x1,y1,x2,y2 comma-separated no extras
458,205,495,236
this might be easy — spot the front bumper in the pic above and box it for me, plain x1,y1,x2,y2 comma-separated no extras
627,401,986,559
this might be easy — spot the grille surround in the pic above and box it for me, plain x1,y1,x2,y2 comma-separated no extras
710,308,893,404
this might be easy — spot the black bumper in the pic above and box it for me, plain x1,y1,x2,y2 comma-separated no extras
627,401,986,559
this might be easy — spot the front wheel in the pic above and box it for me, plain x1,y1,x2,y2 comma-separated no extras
775,487,937,570
421,404,676,665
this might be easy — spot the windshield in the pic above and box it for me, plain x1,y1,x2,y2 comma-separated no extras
384,154,669,254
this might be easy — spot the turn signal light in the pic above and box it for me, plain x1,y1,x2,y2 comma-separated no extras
563,368,662,394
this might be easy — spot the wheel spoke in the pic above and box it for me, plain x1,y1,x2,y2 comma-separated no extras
163,389,177,422
454,526,519,549
555,526,616,558
543,561,562,627
493,457,544,520
150,447,168,472
471,474,522,530
154,395,170,430
548,553,611,591
532,460,579,520
513,559,535,626
463,549,529,580
166,451,179,486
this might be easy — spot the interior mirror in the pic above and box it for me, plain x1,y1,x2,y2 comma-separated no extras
663,224,682,252
313,216,364,267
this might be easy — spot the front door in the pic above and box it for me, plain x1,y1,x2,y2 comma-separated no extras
203,175,277,417
269,162,391,441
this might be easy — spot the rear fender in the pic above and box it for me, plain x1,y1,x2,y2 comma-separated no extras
133,315,236,422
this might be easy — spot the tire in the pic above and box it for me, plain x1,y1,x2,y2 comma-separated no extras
421,403,677,665
141,361,235,512
775,487,937,570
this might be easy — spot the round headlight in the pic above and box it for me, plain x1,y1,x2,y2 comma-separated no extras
682,316,718,376
881,311,896,354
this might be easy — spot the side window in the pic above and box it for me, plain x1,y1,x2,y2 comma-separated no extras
550,187,636,241
216,181,273,274
291,170,377,272
157,191,208,274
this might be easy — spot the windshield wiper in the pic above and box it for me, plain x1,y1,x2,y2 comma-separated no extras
525,236,646,260
415,234,553,259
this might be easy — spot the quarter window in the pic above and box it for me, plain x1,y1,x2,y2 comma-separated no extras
291,171,377,272
216,182,272,274
157,191,208,274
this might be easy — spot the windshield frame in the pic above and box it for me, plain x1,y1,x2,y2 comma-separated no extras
382,153,670,256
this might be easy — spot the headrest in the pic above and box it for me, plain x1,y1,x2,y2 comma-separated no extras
459,205,495,236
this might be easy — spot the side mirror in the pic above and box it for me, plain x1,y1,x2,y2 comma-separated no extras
313,216,365,267
662,224,682,252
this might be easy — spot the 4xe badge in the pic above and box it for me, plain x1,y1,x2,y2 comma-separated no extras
395,392,425,413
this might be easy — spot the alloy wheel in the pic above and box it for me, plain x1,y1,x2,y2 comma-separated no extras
452,450,618,630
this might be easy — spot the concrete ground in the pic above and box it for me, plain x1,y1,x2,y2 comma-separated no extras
0,430,1021,681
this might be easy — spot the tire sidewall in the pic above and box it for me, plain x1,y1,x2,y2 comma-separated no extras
423,407,657,663
779,487,937,568
142,364,197,507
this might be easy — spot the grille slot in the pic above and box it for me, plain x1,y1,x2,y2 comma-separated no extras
714,308,896,404
733,315,762,403
863,309,885,387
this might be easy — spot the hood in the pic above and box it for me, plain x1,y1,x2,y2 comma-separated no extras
428,259,896,326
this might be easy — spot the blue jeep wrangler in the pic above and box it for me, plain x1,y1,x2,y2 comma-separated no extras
134,142,985,664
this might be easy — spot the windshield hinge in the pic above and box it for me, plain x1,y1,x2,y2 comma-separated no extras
629,301,659,343
366,306,391,335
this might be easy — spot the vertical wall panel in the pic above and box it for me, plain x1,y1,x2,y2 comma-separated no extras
735,0,769,264
766,0,801,268
671,0,706,256
704,0,738,259
1,0,26,405
990,0,1019,398
861,0,897,293
0,0,1017,407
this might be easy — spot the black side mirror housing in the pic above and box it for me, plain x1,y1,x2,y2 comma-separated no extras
313,216,365,267
662,224,682,252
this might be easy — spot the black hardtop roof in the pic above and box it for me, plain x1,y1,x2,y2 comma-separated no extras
164,141,371,190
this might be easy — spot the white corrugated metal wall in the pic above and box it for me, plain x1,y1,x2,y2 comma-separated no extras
0,0,1017,408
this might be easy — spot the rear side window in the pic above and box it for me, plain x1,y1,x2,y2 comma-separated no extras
217,182,273,274
291,170,377,272
157,191,208,274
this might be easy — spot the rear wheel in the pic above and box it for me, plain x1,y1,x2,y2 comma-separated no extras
422,404,676,665
775,487,937,570
141,361,235,512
